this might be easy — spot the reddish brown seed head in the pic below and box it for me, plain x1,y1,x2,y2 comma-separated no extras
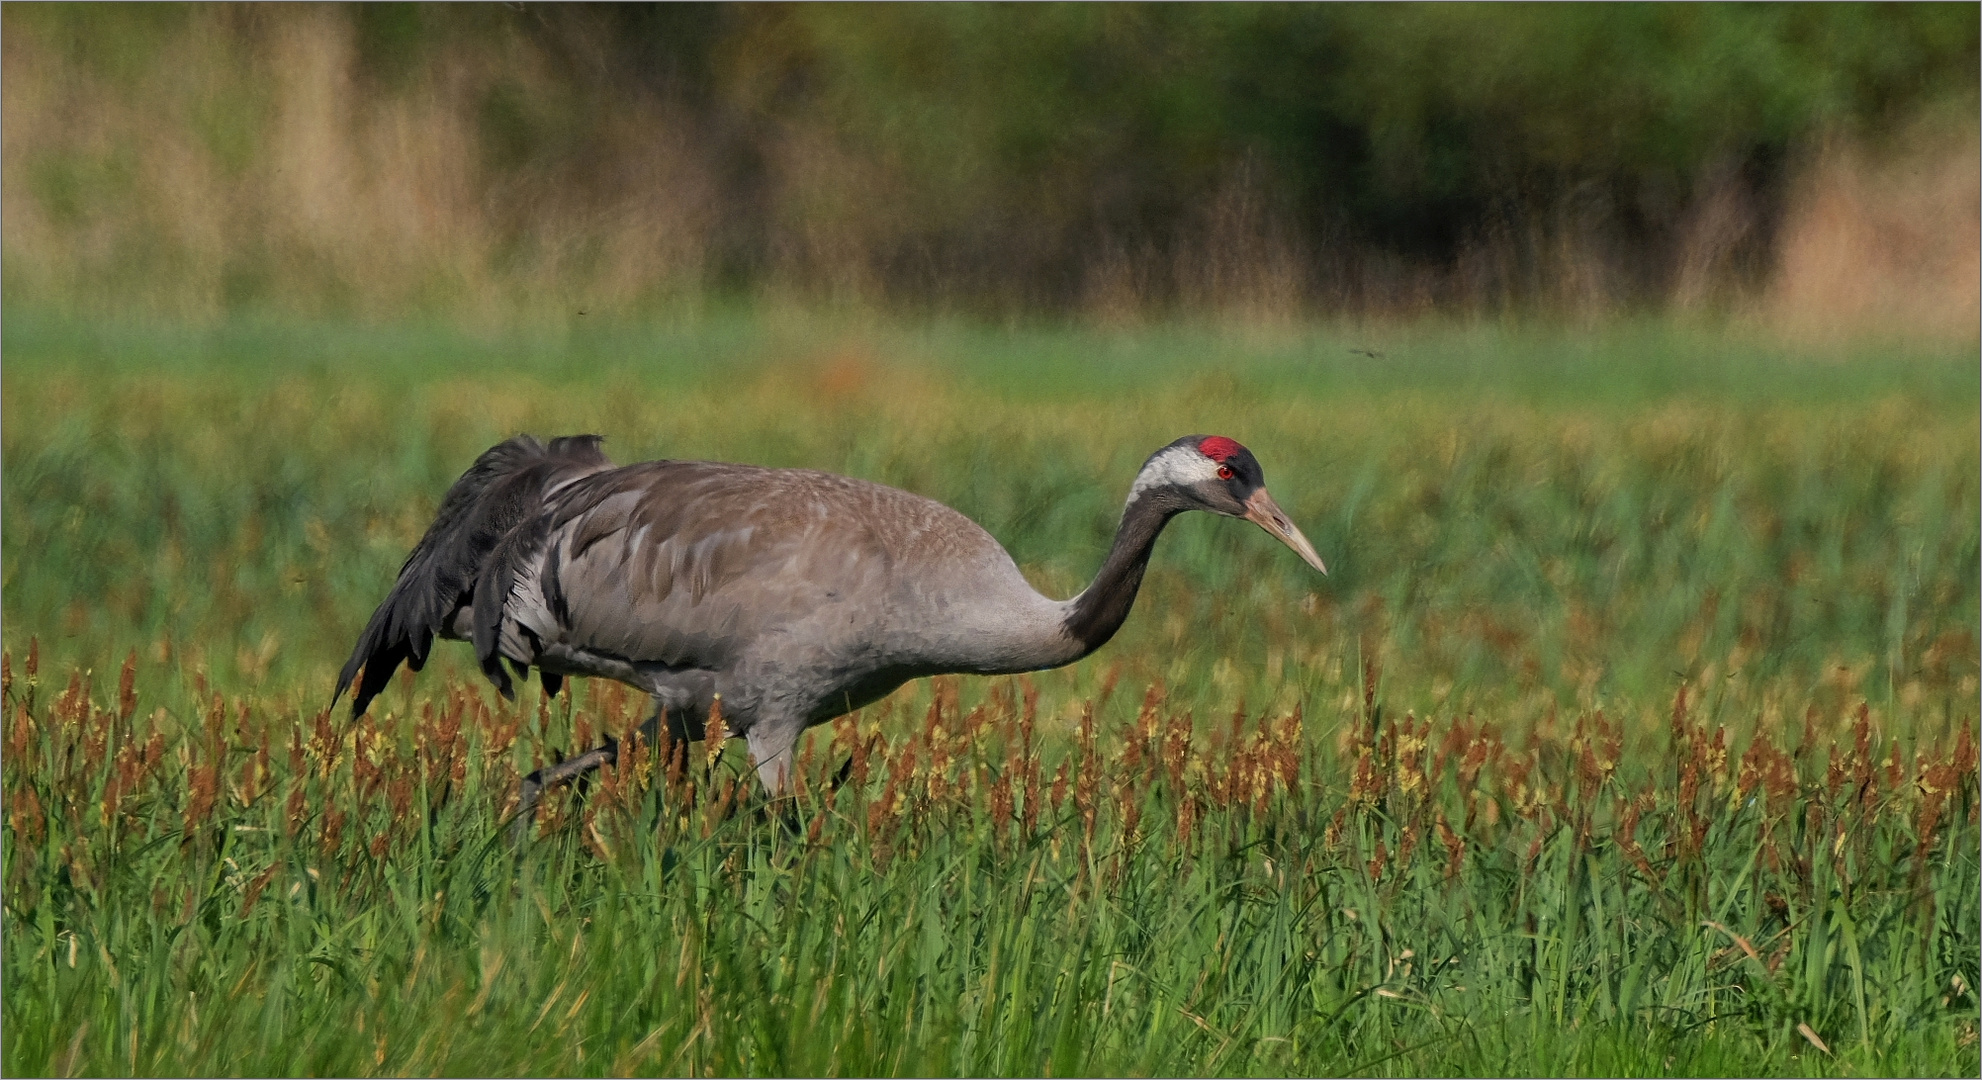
117,651,137,722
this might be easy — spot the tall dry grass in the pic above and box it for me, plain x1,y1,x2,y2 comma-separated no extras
1,6,720,322
1763,126,1982,345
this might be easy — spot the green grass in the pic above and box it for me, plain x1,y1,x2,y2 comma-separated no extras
3,312,1978,1075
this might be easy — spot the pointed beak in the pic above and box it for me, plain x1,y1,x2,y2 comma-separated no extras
1243,488,1328,575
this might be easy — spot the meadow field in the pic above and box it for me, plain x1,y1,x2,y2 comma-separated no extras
2,313,1978,1075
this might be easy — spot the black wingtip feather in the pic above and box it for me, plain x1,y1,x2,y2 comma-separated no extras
344,640,413,719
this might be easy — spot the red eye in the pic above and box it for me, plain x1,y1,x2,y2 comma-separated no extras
1216,465,1234,480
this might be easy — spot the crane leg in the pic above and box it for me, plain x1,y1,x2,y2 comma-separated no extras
744,719,802,798
509,699,684,844
741,715,813,837
511,702,809,844
510,741,618,844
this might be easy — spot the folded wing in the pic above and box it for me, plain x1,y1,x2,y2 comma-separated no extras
521,463,902,677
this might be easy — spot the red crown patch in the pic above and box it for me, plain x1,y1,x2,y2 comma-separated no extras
1197,436,1244,462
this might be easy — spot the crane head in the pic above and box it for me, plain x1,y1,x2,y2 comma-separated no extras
1134,435,1328,574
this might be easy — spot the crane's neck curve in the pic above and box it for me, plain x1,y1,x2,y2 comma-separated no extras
1059,490,1182,659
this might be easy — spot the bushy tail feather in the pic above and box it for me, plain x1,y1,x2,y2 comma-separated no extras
471,511,554,701
333,434,613,717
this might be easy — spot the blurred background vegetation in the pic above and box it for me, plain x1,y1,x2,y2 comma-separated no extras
5,10,1979,1072
3,2,1976,333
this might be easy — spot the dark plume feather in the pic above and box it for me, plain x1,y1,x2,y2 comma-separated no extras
334,434,613,716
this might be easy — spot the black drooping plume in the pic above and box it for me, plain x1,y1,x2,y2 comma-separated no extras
332,434,613,717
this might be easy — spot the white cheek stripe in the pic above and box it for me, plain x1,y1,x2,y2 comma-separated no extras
1129,446,1219,504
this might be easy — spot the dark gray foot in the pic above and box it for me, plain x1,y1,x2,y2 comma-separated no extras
506,709,678,847
509,741,619,845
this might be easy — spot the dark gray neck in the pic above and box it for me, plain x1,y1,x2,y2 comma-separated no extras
1061,492,1180,656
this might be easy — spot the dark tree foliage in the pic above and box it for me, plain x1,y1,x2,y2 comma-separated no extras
513,3,1975,307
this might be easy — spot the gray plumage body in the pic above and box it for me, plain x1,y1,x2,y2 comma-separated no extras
336,432,1324,801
